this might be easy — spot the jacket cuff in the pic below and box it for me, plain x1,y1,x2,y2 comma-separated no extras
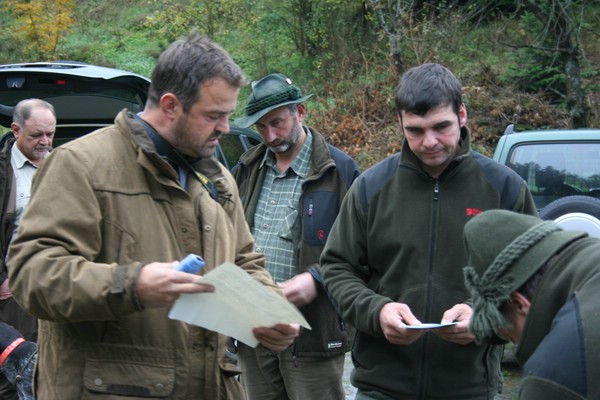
130,263,146,311
307,265,322,285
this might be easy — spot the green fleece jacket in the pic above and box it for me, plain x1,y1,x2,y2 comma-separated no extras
321,128,538,399
516,236,600,400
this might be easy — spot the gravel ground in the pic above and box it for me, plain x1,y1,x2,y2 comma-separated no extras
343,353,357,399
343,347,522,400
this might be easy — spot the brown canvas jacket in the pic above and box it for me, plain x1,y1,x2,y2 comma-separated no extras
8,110,274,399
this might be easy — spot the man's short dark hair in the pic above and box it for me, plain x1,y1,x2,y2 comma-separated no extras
147,31,247,112
395,63,463,116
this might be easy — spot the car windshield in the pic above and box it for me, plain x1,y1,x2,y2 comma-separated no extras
0,78,143,107
508,142,600,209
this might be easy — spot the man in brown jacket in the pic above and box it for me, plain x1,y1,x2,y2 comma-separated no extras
7,31,299,399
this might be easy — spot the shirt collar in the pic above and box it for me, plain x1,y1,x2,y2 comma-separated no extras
11,144,38,169
260,128,313,178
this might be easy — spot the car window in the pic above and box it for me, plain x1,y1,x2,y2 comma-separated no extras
216,133,261,170
0,74,146,125
508,142,600,209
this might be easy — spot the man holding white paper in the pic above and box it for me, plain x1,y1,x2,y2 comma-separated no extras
7,32,299,399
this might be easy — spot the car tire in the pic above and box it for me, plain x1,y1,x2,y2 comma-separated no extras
539,195,600,237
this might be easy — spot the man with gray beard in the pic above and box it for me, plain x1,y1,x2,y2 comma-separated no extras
233,73,360,400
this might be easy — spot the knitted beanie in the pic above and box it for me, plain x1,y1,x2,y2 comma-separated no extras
462,209,586,344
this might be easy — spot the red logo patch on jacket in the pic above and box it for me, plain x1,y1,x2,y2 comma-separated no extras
466,208,483,216
317,230,326,241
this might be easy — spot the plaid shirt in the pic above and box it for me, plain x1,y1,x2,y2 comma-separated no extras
251,132,313,282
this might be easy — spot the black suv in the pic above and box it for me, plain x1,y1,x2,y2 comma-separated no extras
0,62,260,170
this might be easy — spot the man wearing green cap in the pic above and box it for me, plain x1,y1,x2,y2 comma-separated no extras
233,73,360,400
320,63,538,400
463,209,600,400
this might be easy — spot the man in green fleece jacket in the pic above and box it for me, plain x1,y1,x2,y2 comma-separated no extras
464,209,600,400
320,63,538,399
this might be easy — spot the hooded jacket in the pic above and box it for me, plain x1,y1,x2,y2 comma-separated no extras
233,126,360,357
321,127,538,399
515,236,600,400
8,110,275,399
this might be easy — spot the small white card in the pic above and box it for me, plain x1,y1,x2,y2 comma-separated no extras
400,322,458,330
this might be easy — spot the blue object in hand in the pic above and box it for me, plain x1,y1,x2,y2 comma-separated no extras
175,254,205,273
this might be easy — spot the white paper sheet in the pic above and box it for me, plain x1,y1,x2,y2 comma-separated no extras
168,262,311,347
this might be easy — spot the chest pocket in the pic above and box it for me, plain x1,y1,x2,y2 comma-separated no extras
303,191,340,246
279,200,298,241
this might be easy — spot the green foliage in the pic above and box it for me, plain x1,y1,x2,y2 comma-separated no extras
0,0,597,165
504,48,565,100
144,0,239,41
2,0,75,60
57,1,160,76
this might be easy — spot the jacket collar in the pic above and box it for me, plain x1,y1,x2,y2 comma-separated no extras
120,110,232,203
516,237,592,364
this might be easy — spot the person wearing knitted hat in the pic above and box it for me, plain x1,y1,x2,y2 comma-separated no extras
320,63,538,400
233,73,360,400
463,209,599,400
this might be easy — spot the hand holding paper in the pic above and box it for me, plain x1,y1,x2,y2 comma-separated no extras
169,262,311,347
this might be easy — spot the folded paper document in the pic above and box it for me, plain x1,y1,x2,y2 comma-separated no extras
169,262,311,347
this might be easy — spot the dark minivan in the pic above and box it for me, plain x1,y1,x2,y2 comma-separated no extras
0,61,260,169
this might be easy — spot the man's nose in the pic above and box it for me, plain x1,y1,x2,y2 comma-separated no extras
263,126,279,142
38,135,51,145
217,117,230,134
422,131,438,147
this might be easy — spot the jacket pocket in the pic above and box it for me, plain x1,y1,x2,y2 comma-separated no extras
219,361,245,400
83,358,174,398
302,192,339,245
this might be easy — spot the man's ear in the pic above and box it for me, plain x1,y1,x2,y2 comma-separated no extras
510,292,531,315
10,122,21,138
397,113,405,133
159,93,182,121
295,103,307,123
458,103,468,127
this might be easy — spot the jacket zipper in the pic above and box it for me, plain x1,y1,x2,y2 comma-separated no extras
417,180,440,399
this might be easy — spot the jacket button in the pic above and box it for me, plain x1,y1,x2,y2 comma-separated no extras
155,383,165,392
204,225,212,232
94,378,103,386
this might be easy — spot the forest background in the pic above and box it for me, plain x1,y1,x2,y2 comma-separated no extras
0,0,599,171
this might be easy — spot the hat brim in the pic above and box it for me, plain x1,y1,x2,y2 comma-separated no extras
235,94,313,128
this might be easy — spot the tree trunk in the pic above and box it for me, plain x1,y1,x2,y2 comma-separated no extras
563,46,588,128
525,0,589,127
